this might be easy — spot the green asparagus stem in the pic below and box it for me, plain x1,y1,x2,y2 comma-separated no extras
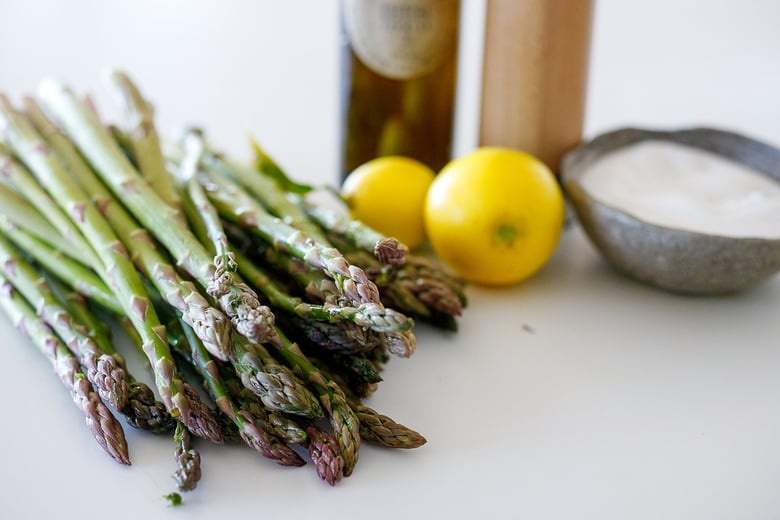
0,234,128,409
217,362,308,445
0,139,101,268
198,169,382,307
229,333,323,419
268,327,361,476
279,313,383,355
309,357,425,449
108,71,184,217
0,98,220,442
172,318,305,466
234,248,413,334
24,98,232,362
173,132,272,351
305,204,408,266
224,223,388,354
216,208,416,357
0,223,121,314
44,273,176,433
0,275,130,464
36,79,275,346
194,136,330,245
0,183,87,262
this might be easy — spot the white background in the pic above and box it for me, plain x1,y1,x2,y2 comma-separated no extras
1,1,780,519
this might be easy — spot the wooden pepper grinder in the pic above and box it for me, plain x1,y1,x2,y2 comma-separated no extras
479,0,594,173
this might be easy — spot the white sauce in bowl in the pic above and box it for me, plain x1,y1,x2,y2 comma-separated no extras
579,140,780,239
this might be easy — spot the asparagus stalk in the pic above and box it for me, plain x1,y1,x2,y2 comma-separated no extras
305,204,408,266
309,356,425,449
0,234,128,410
24,98,232,361
0,140,100,268
0,98,219,442
234,248,413,334
0,275,130,464
43,273,176,433
199,171,416,355
36,79,274,346
229,333,323,419
108,71,184,217
173,132,274,348
197,141,330,245
198,168,381,307
172,318,305,467
0,183,88,262
268,327,361,476
225,223,389,354
0,223,121,314
217,362,308,445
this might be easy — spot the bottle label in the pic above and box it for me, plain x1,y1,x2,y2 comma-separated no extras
343,0,459,80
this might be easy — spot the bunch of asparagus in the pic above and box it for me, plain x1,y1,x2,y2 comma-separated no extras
0,71,465,494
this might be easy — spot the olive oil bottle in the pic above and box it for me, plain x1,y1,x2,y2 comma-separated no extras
339,0,461,179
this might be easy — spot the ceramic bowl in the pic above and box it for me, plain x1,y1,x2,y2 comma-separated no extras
561,127,780,295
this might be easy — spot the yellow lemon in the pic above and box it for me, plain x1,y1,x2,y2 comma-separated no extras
424,147,565,286
341,156,435,249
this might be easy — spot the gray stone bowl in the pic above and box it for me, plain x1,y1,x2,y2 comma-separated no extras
560,127,780,295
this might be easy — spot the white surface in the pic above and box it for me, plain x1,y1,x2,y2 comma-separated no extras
1,1,780,519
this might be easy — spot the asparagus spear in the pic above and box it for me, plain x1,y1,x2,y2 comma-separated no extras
172,318,305,467
198,168,382,307
24,98,232,361
44,274,176,434
0,98,219,442
0,275,130,464
108,71,184,217
173,132,274,349
305,426,345,486
0,234,128,410
217,362,308,445
308,357,425,449
0,141,100,268
172,421,201,492
197,140,330,245
221,219,416,357
229,332,323,419
234,248,413,334
305,204,408,266
0,223,121,314
0,183,88,262
354,406,427,449
268,327,361,476
35,79,274,347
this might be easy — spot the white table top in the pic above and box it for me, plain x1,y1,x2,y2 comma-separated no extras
1,1,779,519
